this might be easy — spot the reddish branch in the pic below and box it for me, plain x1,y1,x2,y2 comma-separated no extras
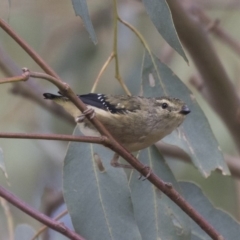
0,186,85,240
0,132,109,146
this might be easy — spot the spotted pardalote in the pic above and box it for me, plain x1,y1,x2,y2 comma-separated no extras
43,93,190,152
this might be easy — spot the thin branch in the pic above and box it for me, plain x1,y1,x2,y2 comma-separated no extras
0,186,85,240
112,0,131,95
91,52,115,93
118,17,167,95
0,132,110,147
31,209,68,240
0,70,222,239
0,18,59,78
0,74,28,84
0,45,74,125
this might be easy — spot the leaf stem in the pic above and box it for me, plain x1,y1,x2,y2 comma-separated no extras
0,186,84,240
31,209,68,240
91,52,115,93
0,132,110,147
112,0,131,95
118,17,167,94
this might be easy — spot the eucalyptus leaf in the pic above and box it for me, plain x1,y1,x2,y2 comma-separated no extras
14,224,36,240
71,0,98,44
142,52,230,177
129,146,190,240
180,181,240,240
63,127,141,240
141,0,187,63
0,148,9,180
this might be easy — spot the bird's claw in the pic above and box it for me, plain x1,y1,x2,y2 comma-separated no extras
138,166,152,181
76,108,95,123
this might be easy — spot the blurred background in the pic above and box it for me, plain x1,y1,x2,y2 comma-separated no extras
0,0,240,239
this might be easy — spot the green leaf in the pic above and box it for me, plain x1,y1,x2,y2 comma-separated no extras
0,148,9,180
141,0,188,63
63,127,141,240
141,52,230,177
180,182,240,239
129,146,191,240
71,0,98,44
14,224,36,240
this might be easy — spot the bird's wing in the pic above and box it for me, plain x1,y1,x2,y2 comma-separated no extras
79,93,137,114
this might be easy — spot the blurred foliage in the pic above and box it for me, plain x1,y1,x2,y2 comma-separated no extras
0,0,240,239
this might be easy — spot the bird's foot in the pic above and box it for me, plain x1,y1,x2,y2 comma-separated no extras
138,166,152,181
110,153,133,169
75,108,95,123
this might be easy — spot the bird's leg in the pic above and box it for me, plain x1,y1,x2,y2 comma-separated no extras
111,153,152,180
111,153,133,169
138,166,152,180
75,108,96,123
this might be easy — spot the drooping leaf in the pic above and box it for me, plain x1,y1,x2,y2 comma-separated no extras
71,0,98,44
141,52,230,177
14,224,35,240
63,127,141,240
129,146,191,240
0,148,9,180
141,0,188,63
180,181,240,239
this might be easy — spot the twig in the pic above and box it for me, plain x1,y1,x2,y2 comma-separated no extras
0,45,74,125
0,186,85,240
112,0,131,95
0,74,28,84
0,132,110,147
0,70,223,239
91,52,115,93
31,209,68,240
0,18,59,78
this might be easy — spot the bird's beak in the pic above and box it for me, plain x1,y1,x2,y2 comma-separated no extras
180,105,191,115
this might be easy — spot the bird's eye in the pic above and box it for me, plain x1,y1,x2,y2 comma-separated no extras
162,102,168,109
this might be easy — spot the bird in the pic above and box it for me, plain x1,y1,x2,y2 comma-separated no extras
43,93,190,167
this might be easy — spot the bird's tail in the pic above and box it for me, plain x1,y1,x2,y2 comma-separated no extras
43,92,80,118
43,93,62,99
